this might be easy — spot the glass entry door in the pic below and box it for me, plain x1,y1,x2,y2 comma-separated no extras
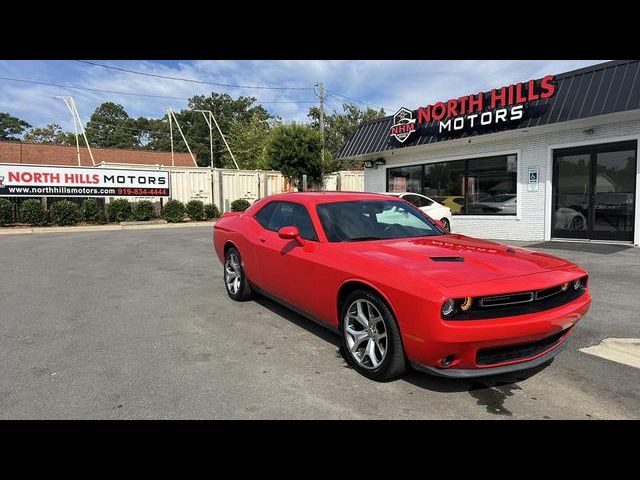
552,141,637,241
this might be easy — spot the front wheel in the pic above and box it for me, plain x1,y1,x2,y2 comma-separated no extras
340,289,406,381
224,247,253,301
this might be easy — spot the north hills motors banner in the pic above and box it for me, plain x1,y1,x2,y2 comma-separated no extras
0,164,170,197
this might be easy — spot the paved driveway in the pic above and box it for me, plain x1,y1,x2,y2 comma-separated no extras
1,228,638,419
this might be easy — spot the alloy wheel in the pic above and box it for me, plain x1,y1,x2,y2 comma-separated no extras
225,253,241,295
344,299,388,369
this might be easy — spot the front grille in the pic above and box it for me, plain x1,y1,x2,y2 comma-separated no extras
445,276,588,320
476,329,568,366
480,292,534,307
534,284,564,301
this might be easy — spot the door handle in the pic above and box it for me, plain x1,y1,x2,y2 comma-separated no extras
259,237,266,243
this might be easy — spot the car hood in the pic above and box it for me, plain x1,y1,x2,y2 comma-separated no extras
340,234,573,288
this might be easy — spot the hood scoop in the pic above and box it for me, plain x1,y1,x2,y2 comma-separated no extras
430,256,464,262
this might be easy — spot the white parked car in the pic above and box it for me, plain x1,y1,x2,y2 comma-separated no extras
381,192,453,232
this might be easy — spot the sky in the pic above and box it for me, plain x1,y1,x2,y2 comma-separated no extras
0,60,606,132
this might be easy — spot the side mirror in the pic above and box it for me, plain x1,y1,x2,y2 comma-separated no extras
433,219,446,231
278,226,305,246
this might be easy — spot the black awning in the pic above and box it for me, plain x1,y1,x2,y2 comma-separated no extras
337,60,640,159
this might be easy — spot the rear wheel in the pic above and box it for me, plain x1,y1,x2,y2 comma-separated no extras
569,215,584,231
224,247,253,301
340,289,406,381
440,217,451,232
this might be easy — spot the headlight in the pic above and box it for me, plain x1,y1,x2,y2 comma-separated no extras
573,278,582,290
441,298,456,317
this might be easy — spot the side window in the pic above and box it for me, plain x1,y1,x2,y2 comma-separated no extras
256,201,318,241
417,195,433,207
402,194,421,207
255,201,278,229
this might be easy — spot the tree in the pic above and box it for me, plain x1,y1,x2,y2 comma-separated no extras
261,124,324,189
85,102,141,149
225,113,273,169
23,123,75,146
0,112,31,141
308,102,386,167
135,116,168,151
141,93,273,168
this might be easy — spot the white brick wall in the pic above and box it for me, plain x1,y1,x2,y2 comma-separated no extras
364,117,640,243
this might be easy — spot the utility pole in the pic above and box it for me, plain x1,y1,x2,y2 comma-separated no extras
315,82,325,166
168,110,174,167
194,110,239,170
55,96,95,166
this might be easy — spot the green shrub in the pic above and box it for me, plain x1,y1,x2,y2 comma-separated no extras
204,203,220,219
0,198,13,226
82,199,102,224
51,200,82,226
230,199,251,212
186,200,205,221
21,199,48,226
163,200,185,223
132,200,156,221
107,199,132,223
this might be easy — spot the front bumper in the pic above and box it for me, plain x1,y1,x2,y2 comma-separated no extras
411,338,567,378
400,288,590,372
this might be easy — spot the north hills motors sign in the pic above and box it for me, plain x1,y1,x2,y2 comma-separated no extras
0,164,170,197
389,75,557,143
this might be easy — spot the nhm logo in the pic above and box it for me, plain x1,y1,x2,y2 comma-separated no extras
389,107,416,143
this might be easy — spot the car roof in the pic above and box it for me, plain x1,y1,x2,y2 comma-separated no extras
379,191,423,196
257,191,394,205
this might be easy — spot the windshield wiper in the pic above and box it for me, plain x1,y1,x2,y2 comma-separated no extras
341,236,383,242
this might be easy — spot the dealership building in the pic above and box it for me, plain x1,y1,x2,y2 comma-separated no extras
337,60,640,245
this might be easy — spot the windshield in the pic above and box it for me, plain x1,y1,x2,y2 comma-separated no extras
316,200,444,242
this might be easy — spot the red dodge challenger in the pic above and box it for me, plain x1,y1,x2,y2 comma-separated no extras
213,192,591,381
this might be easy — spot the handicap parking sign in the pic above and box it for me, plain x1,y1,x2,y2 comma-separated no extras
528,166,539,192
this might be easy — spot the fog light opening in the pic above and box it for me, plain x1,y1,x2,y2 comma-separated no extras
460,296,473,312
441,355,455,367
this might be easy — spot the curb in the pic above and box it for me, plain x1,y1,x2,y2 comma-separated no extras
0,221,217,235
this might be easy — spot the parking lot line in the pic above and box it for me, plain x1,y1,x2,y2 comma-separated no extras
580,338,640,369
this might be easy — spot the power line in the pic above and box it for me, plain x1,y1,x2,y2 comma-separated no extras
88,121,172,138
326,89,391,112
0,76,186,100
326,92,390,113
76,60,315,91
0,76,318,104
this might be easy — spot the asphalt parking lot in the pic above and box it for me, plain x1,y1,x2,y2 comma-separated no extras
1,227,639,419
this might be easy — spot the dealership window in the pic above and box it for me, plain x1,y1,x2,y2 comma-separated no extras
386,154,517,215
387,165,422,193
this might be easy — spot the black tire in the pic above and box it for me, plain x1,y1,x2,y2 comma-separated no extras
223,246,253,301
440,217,451,232
339,289,406,381
569,216,584,231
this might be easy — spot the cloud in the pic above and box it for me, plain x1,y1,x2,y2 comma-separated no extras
0,59,605,132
